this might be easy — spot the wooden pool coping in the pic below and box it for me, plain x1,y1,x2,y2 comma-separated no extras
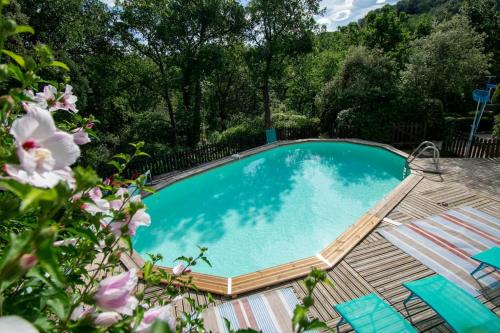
131,139,423,297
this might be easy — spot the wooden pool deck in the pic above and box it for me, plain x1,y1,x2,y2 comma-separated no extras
122,157,500,332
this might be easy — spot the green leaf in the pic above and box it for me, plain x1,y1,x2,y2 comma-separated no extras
107,160,123,173
323,279,334,287
174,256,190,263
113,153,131,162
49,61,69,71
292,305,307,327
143,186,156,193
27,267,60,290
151,320,174,333
7,63,24,82
143,261,153,280
14,25,34,34
0,180,57,211
73,166,100,192
0,232,32,288
135,151,151,158
36,237,65,287
121,235,133,254
303,318,328,330
302,296,313,307
200,256,212,267
33,317,54,332
2,49,26,68
20,187,58,211
0,180,30,200
224,318,232,332
46,292,70,320
65,227,99,245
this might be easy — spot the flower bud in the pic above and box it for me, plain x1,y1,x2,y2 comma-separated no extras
19,254,37,271
70,304,95,321
39,226,56,239
93,312,122,328
172,263,186,276
53,238,78,247
3,19,17,34
0,64,8,81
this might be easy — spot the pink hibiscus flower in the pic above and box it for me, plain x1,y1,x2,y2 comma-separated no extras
3,106,80,188
72,127,91,145
81,187,110,216
57,85,78,113
94,269,138,315
109,209,151,237
135,305,176,333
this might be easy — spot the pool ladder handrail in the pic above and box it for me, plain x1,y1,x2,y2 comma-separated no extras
406,141,440,174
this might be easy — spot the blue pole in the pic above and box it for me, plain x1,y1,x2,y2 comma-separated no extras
468,89,491,154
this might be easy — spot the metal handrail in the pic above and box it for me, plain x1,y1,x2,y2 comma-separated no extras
406,141,440,173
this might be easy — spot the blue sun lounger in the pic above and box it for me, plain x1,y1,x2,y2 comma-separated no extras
334,293,417,333
471,247,500,276
404,275,500,333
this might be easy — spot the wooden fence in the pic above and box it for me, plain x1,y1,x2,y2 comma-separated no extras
124,126,499,178
442,132,500,158
126,126,319,177
329,126,360,139
276,126,319,140
392,122,427,149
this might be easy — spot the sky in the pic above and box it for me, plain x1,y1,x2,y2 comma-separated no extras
101,0,401,31
318,0,401,30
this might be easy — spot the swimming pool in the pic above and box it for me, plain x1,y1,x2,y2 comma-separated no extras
134,141,407,278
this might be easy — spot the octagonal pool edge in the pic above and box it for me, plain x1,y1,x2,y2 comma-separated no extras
127,139,423,296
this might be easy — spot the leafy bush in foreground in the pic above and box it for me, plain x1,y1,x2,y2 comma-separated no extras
0,2,329,332
493,115,500,139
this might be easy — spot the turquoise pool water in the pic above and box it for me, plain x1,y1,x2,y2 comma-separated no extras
134,142,407,277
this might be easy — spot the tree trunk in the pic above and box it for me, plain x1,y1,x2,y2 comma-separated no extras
263,69,271,128
218,97,226,131
262,58,272,128
218,89,229,131
157,63,178,145
164,89,177,145
190,79,202,147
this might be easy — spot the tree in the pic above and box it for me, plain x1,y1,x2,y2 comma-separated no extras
6,0,115,108
117,0,180,144
119,0,245,147
316,46,399,140
362,5,408,57
246,0,321,128
0,4,330,331
460,0,500,76
400,15,490,112
395,0,461,15
204,43,258,132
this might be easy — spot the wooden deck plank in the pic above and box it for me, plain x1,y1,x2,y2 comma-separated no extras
121,158,499,332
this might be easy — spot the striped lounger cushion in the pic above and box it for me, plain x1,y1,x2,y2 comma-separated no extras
379,207,500,296
203,287,310,333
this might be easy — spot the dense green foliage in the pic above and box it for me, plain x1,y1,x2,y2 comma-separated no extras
3,0,499,171
317,46,399,141
493,115,500,138
0,2,330,331
0,1,499,331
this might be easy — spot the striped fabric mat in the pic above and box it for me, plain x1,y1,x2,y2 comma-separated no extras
203,288,304,333
379,207,500,296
